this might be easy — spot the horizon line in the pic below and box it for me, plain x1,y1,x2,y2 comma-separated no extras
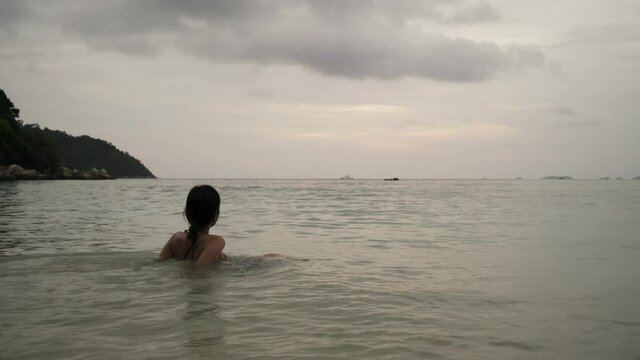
137,177,637,181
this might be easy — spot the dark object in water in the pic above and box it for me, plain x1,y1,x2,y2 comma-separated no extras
384,177,399,181
542,176,573,180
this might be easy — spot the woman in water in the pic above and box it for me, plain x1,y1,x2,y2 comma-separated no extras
159,185,226,264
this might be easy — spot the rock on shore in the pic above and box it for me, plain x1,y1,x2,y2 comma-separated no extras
0,164,114,180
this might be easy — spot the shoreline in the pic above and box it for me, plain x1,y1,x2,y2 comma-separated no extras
0,164,116,181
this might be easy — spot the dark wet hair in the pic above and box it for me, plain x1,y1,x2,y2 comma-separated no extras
183,185,220,260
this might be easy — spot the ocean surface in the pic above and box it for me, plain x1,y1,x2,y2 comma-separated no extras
0,179,639,359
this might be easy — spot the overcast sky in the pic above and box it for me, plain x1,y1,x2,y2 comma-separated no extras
1,0,638,178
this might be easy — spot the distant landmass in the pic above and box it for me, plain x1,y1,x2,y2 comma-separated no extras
0,89,155,179
41,128,154,178
542,176,573,180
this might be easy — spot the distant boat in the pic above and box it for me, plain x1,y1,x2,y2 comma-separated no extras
542,176,573,180
340,174,354,180
384,177,399,181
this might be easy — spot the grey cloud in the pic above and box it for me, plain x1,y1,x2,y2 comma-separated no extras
552,119,601,128
560,23,640,46
9,0,542,82
183,25,543,81
536,106,601,128
60,0,494,34
63,0,276,35
0,0,32,31
305,0,443,24
446,1,501,24
305,0,502,25
543,106,578,116
509,45,545,64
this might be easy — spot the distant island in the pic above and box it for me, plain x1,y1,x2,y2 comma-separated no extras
0,89,155,180
542,176,573,180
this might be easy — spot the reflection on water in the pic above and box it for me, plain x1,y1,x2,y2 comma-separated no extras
0,179,639,359
179,266,225,356
0,182,20,251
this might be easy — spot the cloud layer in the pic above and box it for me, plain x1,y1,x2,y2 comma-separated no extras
4,0,544,82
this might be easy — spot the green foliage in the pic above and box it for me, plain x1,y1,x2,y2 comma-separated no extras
0,88,155,178
21,124,61,171
0,117,17,165
0,90,59,171
0,89,21,130
41,128,155,178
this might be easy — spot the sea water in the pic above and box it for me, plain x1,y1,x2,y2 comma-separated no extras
0,179,638,359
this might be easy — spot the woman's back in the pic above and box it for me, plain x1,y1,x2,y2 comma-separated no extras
160,231,226,264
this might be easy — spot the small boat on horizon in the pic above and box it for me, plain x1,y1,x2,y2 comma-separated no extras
340,174,354,180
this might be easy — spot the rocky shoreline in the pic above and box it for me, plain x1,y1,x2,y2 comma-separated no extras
0,164,115,180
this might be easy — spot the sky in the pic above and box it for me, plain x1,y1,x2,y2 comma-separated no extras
1,0,639,179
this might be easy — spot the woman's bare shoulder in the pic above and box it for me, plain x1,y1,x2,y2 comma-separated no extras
204,234,225,249
170,231,187,242
173,231,188,237
197,235,226,264
205,234,225,241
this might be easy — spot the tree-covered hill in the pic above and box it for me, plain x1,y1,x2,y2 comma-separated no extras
41,128,155,178
0,90,60,172
0,89,155,178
